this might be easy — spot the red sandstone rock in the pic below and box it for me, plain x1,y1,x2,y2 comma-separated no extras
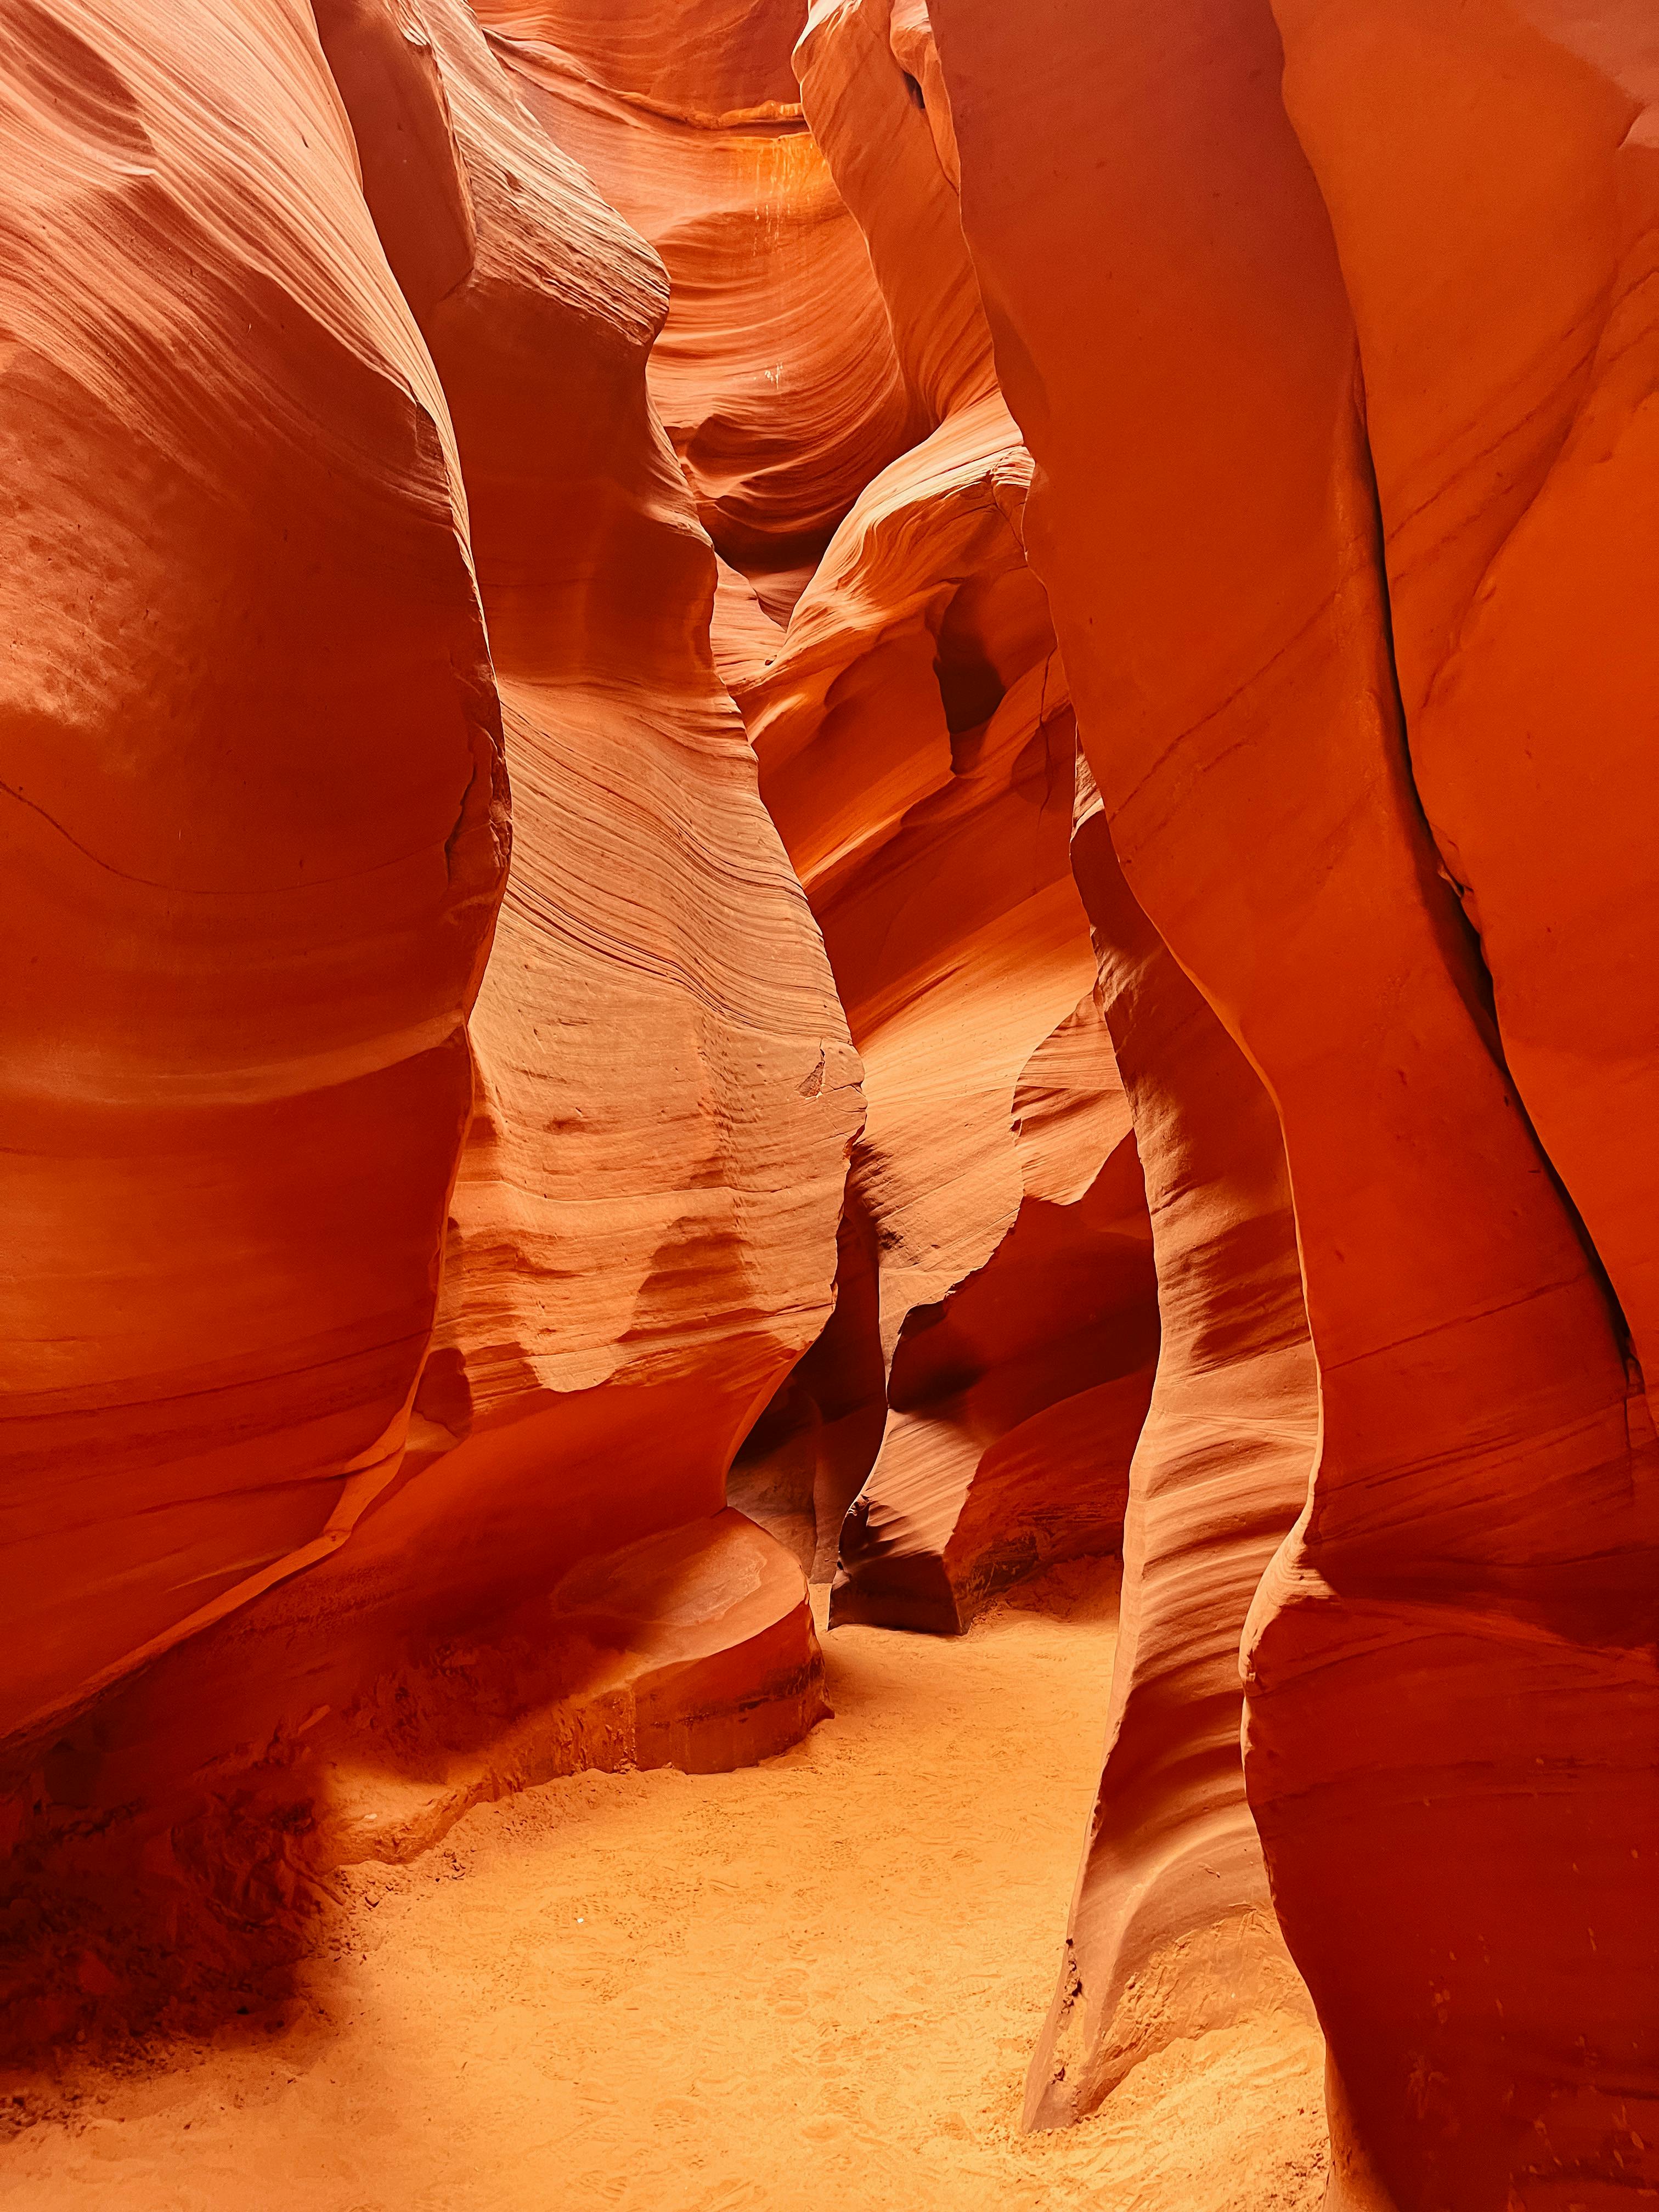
795,0,998,426
474,0,914,622
0,0,506,1754
316,1509,827,1867
731,0,1157,1620
5,2,1652,2180
0,0,852,2056
1026,757,1318,2126
314,0,858,1658
836,1105,1155,1632
738,399,1153,1620
1270,0,1659,1442
933,0,1659,2199
735,404,1156,1610
727,1186,888,1580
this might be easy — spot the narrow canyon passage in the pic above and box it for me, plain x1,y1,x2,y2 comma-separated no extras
5,2,1654,2199
2,1579,1321,2212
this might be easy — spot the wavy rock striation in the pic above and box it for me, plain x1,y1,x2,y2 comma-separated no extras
1025,755,1319,2128
473,0,914,627
4,0,1651,2185
0,0,853,2059
733,0,1159,1625
0,0,505,1782
933,0,1659,2200
310,0,856,1723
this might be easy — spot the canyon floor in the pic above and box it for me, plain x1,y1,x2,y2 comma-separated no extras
2,1568,1324,2212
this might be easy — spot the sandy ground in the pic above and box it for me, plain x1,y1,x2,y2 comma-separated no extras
2,1568,1325,2211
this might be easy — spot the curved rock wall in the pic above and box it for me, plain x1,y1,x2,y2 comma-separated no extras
0,0,505,1762
931,0,1659,2200
1273,0,1659,1396
310,0,858,1699
0,0,855,2058
760,57,1319,2123
740,413,1155,1622
4,2,1651,2190
736,0,1159,1626
1026,755,1318,2128
472,0,914,618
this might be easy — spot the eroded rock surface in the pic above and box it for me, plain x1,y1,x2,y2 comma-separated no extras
0,0,852,2060
0,0,505,1766
3,2,1652,2195
312,0,857,1701
1025,757,1319,2129
733,0,1158,1625
474,0,913,624
933,0,1659,2198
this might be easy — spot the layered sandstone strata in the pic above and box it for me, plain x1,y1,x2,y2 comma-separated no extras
933,1,1659,2200
311,0,857,1704
734,0,1159,1624
1,0,854,2057
1026,759,1319,2128
473,0,913,628
5,3,1651,2190
0,0,505,1769
739,418,1156,1623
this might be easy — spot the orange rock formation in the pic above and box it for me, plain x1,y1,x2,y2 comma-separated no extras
2,0,850,2056
1025,760,1319,2127
1,0,506,1773
736,0,1159,1626
757,20,1304,2091
473,0,913,624
933,0,1659,2200
312,0,856,1726
3,1,1654,2201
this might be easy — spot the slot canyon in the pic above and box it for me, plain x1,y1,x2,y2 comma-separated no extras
1,1,1655,2207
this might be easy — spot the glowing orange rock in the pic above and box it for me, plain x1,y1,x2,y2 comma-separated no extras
0,0,854,2056
933,0,1659,2197
1271,0,1659,1448
314,0,858,1663
733,0,1156,1621
1026,758,1318,2126
738,408,1151,1613
795,0,998,425
473,0,913,624
0,0,506,1754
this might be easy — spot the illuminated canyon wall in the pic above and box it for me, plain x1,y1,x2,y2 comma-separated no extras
3,3,1654,2203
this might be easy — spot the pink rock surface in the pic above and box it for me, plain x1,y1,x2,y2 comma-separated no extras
4,4,1654,2188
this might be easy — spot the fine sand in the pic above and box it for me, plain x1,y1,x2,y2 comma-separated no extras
2,1568,1325,2211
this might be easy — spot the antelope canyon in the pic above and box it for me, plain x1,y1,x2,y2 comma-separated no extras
1,4,1651,2210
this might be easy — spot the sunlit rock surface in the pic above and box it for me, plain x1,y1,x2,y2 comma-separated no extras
932,0,1659,2198
3,7,1652,2198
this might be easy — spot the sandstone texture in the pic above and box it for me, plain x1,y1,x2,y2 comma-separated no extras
474,0,913,624
310,0,857,1706
2,1,1652,2203
1025,759,1319,2129
933,0,1659,2200
1,0,506,1763
749,27,1293,2105
736,0,1158,1627
1,0,850,2058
